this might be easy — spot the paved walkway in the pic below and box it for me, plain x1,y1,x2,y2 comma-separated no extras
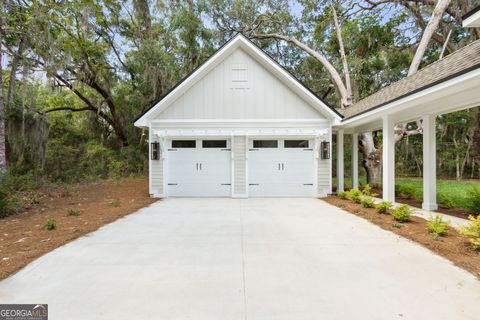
0,198,479,319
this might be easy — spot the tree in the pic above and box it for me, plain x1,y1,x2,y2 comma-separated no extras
207,0,461,186
0,0,7,175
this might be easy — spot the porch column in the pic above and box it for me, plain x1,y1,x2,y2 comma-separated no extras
352,133,359,189
422,114,438,211
336,130,345,193
382,115,395,202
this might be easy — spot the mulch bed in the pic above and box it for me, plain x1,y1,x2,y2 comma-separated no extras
0,178,157,280
369,187,472,220
323,196,480,278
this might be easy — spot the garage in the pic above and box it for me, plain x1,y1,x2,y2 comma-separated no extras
135,34,341,198
248,139,315,197
166,139,231,197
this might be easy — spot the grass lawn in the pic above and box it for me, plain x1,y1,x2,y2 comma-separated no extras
334,177,480,210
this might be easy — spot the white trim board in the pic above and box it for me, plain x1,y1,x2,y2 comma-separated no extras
463,9,480,27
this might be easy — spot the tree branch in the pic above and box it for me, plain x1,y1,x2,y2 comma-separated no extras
42,106,94,113
249,33,351,108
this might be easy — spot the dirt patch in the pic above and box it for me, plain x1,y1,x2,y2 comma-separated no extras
0,178,156,280
323,196,480,278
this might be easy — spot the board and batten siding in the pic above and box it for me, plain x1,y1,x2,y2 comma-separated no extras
232,136,247,197
156,48,326,120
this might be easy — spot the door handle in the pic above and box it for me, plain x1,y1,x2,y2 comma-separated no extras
196,163,199,170
281,163,284,170
199,163,202,170
278,163,281,170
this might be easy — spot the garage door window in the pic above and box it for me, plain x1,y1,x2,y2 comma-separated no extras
253,140,278,148
172,140,196,148
284,140,309,148
202,140,227,148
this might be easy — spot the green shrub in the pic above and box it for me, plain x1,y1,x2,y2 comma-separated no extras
396,184,416,199
437,193,455,209
376,201,392,214
67,209,80,216
459,215,480,250
346,189,362,204
390,204,412,222
0,188,16,218
43,219,57,230
427,215,450,238
110,199,121,207
465,186,480,214
361,196,375,208
361,184,378,197
338,191,348,200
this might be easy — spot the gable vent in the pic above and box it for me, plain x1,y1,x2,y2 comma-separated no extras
231,63,249,89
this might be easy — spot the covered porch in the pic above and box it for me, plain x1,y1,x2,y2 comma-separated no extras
333,40,480,211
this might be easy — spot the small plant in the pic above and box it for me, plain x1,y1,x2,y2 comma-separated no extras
427,215,450,239
67,209,80,217
465,186,480,215
0,188,15,218
346,189,362,204
43,219,57,230
376,201,392,214
361,196,375,208
361,184,378,197
392,222,403,228
390,204,412,222
459,215,480,250
437,193,455,209
397,185,416,199
110,199,121,207
338,191,348,200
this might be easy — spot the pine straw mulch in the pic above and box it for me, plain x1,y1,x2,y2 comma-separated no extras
0,178,157,280
323,196,480,278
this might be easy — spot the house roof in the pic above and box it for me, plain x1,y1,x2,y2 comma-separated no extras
463,4,480,20
134,33,342,128
340,39,480,119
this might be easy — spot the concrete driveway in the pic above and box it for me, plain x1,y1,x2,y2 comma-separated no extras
1,198,479,319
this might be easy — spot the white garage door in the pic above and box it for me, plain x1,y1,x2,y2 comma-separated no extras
166,139,231,197
248,139,315,197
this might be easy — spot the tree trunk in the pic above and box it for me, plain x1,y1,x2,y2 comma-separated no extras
0,33,7,175
332,6,353,104
408,0,452,76
358,132,382,187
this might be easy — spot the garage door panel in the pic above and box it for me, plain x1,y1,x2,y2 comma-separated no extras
248,139,315,197
166,139,231,197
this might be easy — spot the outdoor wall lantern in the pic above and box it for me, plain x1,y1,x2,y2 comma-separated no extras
151,142,160,160
320,141,330,159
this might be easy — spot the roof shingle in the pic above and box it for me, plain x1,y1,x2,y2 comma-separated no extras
341,39,480,119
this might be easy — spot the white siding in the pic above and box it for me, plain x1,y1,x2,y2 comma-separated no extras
317,135,331,197
149,131,164,196
158,48,325,120
232,136,247,196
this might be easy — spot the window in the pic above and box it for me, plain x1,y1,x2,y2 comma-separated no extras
202,140,227,148
284,140,309,148
172,140,196,148
253,140,278,148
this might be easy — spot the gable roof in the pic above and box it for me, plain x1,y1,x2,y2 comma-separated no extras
340,39,480,119
134,34,342,128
